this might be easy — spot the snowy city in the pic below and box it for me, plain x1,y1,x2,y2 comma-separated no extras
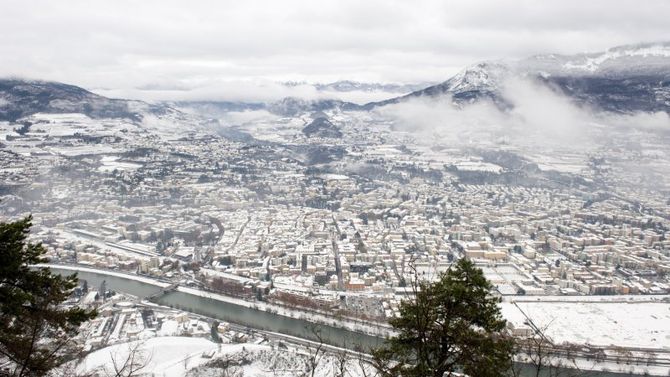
1,1,670,376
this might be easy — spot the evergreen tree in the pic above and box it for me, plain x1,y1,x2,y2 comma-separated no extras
0,216,97,376
372,258,514,377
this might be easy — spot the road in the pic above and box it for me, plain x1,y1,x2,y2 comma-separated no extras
331,215,345,291
226,215,251,253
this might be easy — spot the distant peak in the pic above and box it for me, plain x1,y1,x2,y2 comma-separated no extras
366,41,670,113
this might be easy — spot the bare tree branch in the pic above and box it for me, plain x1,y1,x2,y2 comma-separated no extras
103,341,151,377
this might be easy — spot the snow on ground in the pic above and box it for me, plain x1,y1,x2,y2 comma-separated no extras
454,161,503,173
26,113,132,143
176,285,394,338
39,264,168,287
77,336,221,377
74,337,326,377
157,319,180,336
319,173,351,181
506,294,670,303
42,264,392,338
501,301,670,349
186,344,372,377
97,156,142,172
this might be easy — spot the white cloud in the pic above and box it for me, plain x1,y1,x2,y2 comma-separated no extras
220,110,278,125
376,77,670,147
96,78,408,104
96,79,322,103
1,0,669,101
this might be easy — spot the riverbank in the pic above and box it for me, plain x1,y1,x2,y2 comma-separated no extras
45,264,670,376
40,264,393,339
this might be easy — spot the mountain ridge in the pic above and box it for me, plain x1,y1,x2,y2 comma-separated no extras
365,42,670,113
0,79,149,122
2,42,669,122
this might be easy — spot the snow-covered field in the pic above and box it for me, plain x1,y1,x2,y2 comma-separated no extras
97,156,142,172
76,336,370,377
77,337,223,377
501,301,670,349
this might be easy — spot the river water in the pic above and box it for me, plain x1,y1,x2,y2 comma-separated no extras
51,267,648,377
54,268,382,350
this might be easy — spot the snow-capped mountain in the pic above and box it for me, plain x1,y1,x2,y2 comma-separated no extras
281,80,431,94
0,78,199,124
519,42,670,77
313,80,432,94
3,42,669,124
369,42,670,113
0,79,219,137
0,79,149,122
266,97,360,117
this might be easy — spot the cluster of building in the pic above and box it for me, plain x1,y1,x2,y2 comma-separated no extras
1,109,669,322
65,281,263,355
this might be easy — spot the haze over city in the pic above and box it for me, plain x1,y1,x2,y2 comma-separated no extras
1,1,669,377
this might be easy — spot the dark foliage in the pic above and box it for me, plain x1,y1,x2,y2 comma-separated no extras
372,258,514,377
0,216,97,376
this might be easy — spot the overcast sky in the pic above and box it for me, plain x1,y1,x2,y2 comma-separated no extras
2,0,670,102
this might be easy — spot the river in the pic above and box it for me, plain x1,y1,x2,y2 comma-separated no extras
51,267,383,350
50,267,655,377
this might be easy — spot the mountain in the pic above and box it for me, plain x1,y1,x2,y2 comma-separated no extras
0,79,365,128
0,78,219,138
302,116,343,138
313,80,432,94
281,80,432,94
169,81,432,118
367,42,670,113
6,42,668,124
0,79,148,122
169,100,266,118
267,97,361,117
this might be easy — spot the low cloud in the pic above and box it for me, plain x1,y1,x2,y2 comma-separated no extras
220,110,278,126
93,79,403,104
377,96,506,142
501,78,594,144
95,80,321,103
600,111,670,131
376,77,670,147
